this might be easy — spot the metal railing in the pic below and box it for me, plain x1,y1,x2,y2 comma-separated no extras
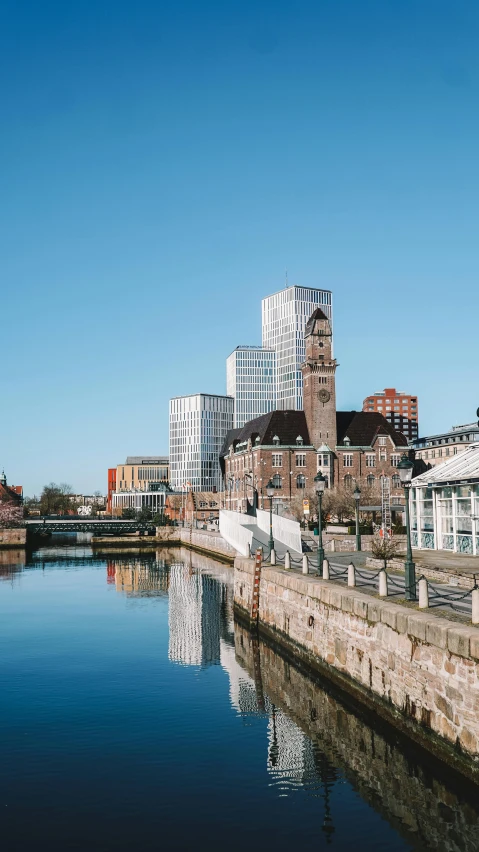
252,545,479,623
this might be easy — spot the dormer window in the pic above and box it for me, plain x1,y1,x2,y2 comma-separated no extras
255,435,260,445
296,435,303,446
273,435,280,446
343,436,351,447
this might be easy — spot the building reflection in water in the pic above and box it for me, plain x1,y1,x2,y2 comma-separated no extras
112,558,170,597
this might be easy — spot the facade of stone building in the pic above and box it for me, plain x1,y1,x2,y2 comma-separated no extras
221,308,410,514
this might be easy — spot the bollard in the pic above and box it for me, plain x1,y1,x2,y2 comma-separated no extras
302,554,309,575
285,551,291,570
323,558,330,580
472,588,479,625
330,539,335,553
379,569,388,597
418,577,429,609
270,548,276,565
348,562,356,587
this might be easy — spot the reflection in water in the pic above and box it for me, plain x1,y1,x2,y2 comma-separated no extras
3,545,478,852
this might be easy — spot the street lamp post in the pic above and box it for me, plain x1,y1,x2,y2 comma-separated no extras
266,479,275,553
314,472,327,571
398,454,416,601
353,485,361,552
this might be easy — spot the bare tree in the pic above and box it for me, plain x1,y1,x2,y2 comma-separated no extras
371,532,399,570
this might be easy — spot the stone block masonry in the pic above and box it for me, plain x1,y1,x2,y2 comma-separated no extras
0,528,26,548
234,624,479,852
234,556,479,779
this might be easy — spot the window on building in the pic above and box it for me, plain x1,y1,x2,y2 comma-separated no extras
344,475,353,489
296,453,306,467
366,454,375,468
392,474,400,489
391,455,400,467
272,474,282,489
378,437,387,446
379,450,387,462
296,474,306,489
343,454,353,468
200,501,207,508
367,475,375,487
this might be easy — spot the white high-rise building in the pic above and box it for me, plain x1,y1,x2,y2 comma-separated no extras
226,346,276,429
169,393,234,492
262,285,333,410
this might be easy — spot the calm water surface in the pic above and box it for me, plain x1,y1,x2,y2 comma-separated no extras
1,544,478,852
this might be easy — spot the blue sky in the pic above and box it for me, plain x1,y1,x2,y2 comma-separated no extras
1,0,478,496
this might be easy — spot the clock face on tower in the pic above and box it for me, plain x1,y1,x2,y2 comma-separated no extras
318,388,331,403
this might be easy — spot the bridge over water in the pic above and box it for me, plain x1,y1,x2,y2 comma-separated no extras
25,518,157,536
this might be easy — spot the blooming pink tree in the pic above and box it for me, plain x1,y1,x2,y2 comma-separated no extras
0,501,23,529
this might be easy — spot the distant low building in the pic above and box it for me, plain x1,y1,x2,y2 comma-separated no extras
112,483,169,517
411,420,479,468
116,456,169,492
164,491,221,527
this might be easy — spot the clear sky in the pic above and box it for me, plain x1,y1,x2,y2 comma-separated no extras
2,0,478,496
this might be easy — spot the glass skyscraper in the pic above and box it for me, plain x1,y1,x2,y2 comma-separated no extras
262,285,333,410
169,393,234,492
226,346,276,429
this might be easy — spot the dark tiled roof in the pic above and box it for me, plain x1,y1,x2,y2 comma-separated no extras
220,429,242,458
336,411,408,448
221,411,311,454
305,307,329,336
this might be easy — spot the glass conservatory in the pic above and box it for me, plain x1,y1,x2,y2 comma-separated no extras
411,445,479,554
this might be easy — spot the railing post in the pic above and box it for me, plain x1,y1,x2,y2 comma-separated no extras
270,548,276,565
348,562,356,587
302,554,309,575
418,576,429,609
284,551,291,570
323,558,330,580
472,587,479,625
379,569,388,597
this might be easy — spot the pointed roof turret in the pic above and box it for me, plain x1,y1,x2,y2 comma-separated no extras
305,307,329,336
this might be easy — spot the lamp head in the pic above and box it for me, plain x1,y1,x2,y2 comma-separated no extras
314,472,326,494
266,478,275,498
397,453,414,485
353,485,361,502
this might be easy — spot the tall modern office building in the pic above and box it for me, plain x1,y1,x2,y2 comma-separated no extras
262,285,333,410
169,393,234,492
226,346,276,429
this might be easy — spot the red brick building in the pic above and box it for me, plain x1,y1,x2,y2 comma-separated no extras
363,388,418,442
107,468,117,514
0,471,23,506
164,491,221,526
221,309,410,513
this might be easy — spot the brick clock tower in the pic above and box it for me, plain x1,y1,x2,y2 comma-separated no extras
301,308,338,450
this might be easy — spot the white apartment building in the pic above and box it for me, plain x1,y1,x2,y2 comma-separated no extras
262,285,333,410
411,421,479,467
169,393,234,492
226,346,276,428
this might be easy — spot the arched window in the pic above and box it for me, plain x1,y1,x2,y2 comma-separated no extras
367,475,375,487
272,474,282,489
344,475,353,490
296,474,306,489
392,474,400,489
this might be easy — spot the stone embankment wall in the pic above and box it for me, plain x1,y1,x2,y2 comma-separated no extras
176,528,236,562
234,556,479,777
0,528,26,548
234,624,479,852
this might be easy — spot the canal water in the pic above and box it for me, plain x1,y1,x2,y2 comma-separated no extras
1,544,478,852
